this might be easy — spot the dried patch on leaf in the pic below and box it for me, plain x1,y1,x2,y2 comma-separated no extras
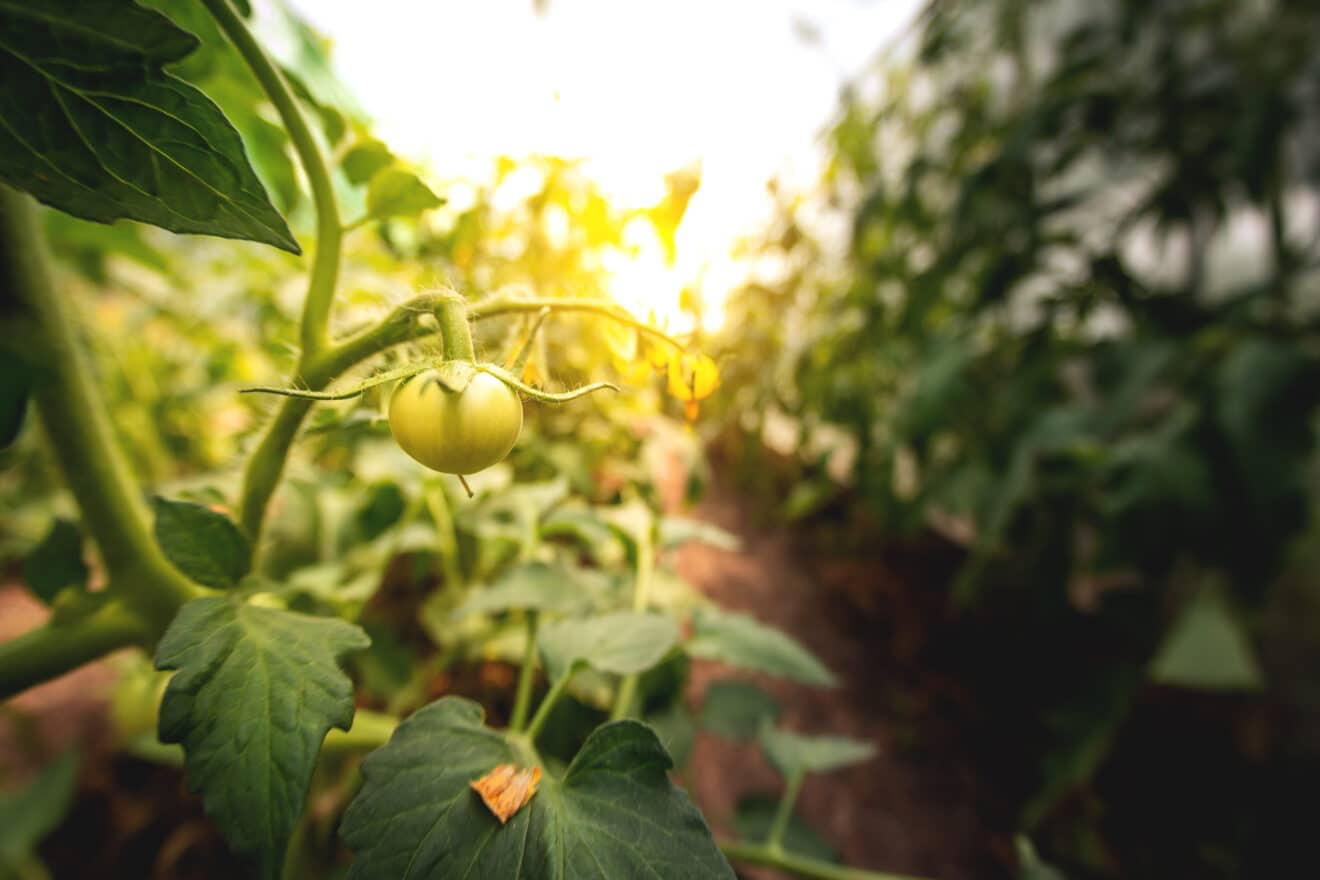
470,764,541,824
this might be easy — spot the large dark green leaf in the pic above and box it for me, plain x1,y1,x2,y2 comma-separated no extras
152,496,251,589
155,597,369,879
0,0,299,253
340,696,734,879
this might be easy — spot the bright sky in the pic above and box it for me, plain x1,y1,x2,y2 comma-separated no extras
284,0,919,329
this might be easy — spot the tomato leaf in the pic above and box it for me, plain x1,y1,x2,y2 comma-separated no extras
759,726,875,778
23,518,87,604
0,751,79,865
341,138,394,185
539,611,680,682
686,607,837,686
340,696,734,879
452,561,597,619
155,597,369,879
0,0,299,253
699,680,781,741
152,496,251,589
364,166,443,221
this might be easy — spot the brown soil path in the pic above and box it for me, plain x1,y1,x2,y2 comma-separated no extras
674,486,1009,880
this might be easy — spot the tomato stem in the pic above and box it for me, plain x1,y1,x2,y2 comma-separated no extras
0,598,146,699
717,839,932,880
435,292,476,362
526,665,577,743
200,0,342,356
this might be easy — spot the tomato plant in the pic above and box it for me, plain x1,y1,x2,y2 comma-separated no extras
0,2,907,879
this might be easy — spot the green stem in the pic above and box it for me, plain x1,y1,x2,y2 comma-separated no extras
434,293,475,361
766,768,806,851
610,512,654,721
0,600,147,699
0,187,200,628
525,666,577,743
718,840,931,880
200,0,342,355
509,613,539,732
238,394,319,540
470,296,686,350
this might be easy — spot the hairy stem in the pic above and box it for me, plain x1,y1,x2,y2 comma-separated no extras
435,293,475,361
200,0,342,355
0,186,200,630
718,840,931,880
509,613,540,732
321,708,401,757
471,296,686,350
0,600,147,700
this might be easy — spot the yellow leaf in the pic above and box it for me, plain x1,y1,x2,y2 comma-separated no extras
667,353,719,402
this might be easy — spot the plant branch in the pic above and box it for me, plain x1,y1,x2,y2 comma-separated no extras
526,667,577,742
610,511,655,721
0,186,201,628
201,0,342,355
470,296,687,350
766,768,805,851
509,613,540,732
718,840,931,880
0,600,147,700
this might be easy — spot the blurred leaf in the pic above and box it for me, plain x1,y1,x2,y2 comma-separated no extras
152,496,251,589
340,697,733,879
667,353,720,402
539,611,680,682
155,596,369,880
658,516,741,552
0,0,299,253
23,518,87,605
541,507,626,563
341,138,394,185
645,703,697,767
1149,589,1263,691
452,561,597,618
1016,835,1069,880
700,680,781,741
759,726,875,778
734,794,837,863
687,607,836,686
0,751,79,865
364,166,442,222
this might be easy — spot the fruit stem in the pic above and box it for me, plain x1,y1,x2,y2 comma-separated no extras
435,292,476,362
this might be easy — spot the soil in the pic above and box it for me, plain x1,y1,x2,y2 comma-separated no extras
674,483,1011,880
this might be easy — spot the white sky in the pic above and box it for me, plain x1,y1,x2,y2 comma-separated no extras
283,0,919,328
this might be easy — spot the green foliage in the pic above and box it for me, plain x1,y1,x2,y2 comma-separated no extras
539,611,680,681
699,680,782,741
0,752,79,868
733,795,837,864
23,518,87,604
452,561,597,618
0,0,298,252
363,166,444,222
340,697,734,879
155,596,369,879
1149,588,1263,691
686,606,836,686
152,496,251,589
0,345,29,449
759,726,875,778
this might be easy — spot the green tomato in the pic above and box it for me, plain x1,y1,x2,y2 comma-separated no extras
388,369,522,474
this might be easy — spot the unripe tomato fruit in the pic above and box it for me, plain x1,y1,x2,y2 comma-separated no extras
388,370,522,474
